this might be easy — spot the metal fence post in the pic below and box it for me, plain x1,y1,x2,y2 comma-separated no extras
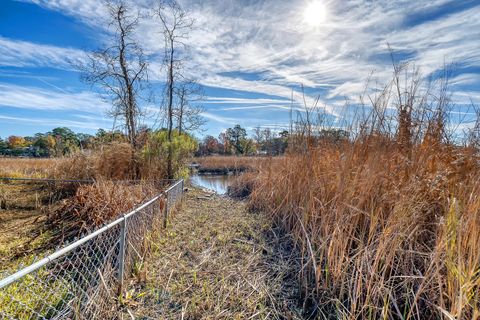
163,192,169,228
118,216,127,295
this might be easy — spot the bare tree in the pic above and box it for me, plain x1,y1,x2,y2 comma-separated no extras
253,126,264,150
174,80,205,135
153,0,194,178
80,0,148,149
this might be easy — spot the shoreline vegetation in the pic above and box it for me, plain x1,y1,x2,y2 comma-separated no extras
191,156,271,175
240,141,480,319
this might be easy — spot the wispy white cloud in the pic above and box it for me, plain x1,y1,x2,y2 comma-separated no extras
0,114,110,130
219,105,292,111
451,91,480,105
0,83,109,113
0,36,85,69
179,0,480,106
201,111,275,128
206,97,290,104
451,73,480,86
24,0,108,27
200,112,238,125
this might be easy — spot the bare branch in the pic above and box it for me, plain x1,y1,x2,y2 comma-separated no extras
78,0,148,148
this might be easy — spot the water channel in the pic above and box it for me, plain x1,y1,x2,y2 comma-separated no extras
189,174,237,195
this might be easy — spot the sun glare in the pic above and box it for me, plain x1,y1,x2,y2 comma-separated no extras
303,1,327,27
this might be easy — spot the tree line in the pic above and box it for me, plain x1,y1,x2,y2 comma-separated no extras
197,125,289,156
0,128,126,157
0,125,287,157
196,124,350,156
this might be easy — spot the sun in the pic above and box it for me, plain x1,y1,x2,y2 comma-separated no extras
303,1,327,27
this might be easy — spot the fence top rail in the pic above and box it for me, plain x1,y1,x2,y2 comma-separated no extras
0,178,184,290
0,177,178,184
164,179,184,194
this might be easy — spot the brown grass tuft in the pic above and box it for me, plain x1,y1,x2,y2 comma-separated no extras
53,143,136,180
227,172,256,199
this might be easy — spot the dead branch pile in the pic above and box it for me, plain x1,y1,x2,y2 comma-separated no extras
46,180,157,243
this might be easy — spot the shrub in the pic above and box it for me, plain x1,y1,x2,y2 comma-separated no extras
141,130,197,179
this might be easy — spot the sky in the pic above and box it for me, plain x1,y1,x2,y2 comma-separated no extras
0,0,479,139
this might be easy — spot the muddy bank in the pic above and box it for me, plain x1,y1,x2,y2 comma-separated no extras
195,166,249,175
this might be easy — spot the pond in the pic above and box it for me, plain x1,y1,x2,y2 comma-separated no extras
190,174,237,195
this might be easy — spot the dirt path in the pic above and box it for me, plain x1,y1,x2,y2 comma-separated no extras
127,187,306,319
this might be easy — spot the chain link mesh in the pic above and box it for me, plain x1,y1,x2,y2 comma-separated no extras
0,179,184,319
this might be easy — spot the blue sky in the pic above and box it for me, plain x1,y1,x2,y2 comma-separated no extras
0,0,479,139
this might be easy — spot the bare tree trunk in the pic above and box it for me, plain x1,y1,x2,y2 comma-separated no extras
167,39,174,179
116,6,139,178
116,5,137,148
178,89,185,135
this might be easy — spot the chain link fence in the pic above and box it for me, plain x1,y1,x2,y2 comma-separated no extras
0,179,184,319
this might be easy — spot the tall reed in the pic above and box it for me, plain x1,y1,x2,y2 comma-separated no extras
248,63,480,319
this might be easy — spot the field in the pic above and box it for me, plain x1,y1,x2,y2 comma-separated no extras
0,181,52,271
126,187,304,318
0,159,61,272
0,157,58,179
3,0,479,317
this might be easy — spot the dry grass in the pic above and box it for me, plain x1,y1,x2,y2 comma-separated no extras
53,143,137,180
0,143,148,181
0,179,162,274
0,204,48,268
227,172,257,199
233,62,480,319
245,140,480,319
0,181,67,272
0,143,164,270
0,142,177,181
124,187,307,319
0,157,59,179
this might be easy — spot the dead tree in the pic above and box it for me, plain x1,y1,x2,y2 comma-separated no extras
80,0,147,149
153,0,194,179
175,80,205,135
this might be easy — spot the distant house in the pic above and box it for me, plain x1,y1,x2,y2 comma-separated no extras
2,146,42,157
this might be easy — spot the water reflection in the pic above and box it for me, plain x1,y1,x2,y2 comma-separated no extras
190,174,236,195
